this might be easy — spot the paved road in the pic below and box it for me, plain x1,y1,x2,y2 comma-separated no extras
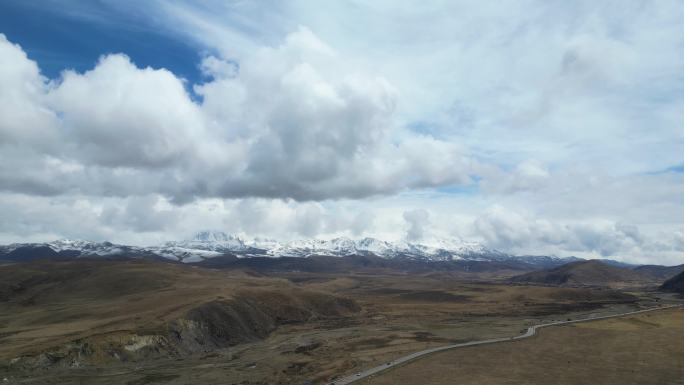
325,304,682,385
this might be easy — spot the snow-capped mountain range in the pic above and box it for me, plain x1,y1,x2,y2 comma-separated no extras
158,231,511,262
0,230,577,266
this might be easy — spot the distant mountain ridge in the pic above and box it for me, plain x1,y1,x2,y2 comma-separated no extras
509,260,653,287
0,230,581,268
634,264,684,280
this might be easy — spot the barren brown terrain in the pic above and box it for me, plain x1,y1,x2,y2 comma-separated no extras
0,259,677,385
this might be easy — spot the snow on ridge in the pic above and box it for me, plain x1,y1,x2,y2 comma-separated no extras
257,235,498,261
2,230,553,264
163,231,248,252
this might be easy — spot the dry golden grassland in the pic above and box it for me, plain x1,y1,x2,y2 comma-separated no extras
363,307,684,385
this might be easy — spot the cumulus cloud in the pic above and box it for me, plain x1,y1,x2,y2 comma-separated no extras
0,30,471,203
470,205,684,264
0,192,380,245
0,34,57,146
403,209,430,241
2,1,684,264
49,54,207,169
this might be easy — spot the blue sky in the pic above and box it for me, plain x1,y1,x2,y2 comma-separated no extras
0,0,203,84
1,1,684,264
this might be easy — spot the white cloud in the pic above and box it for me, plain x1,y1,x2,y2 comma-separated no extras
0,34,57,146
100,195,180,233
49,54,207,169
470,205,684,264
0,30,471,203
2,1,684,264
403,209,430,241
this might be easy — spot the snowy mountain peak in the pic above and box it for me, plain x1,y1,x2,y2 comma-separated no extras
355,237,395,254
249,237,281,250
190,230,240,243
0,233,577,267
324,237,356,253
162,230,248,253
48,239,94,250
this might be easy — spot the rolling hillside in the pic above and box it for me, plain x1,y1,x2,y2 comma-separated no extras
510,260,652,287
633,264,684,281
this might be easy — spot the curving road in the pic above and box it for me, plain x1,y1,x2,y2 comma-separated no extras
326,304,682,385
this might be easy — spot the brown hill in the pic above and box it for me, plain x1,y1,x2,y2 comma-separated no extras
660,271,684,294
0,259,359,369
633,264,684,281
509,260,651,288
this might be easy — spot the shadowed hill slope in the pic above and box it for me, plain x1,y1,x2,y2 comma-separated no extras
660,271,684,294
